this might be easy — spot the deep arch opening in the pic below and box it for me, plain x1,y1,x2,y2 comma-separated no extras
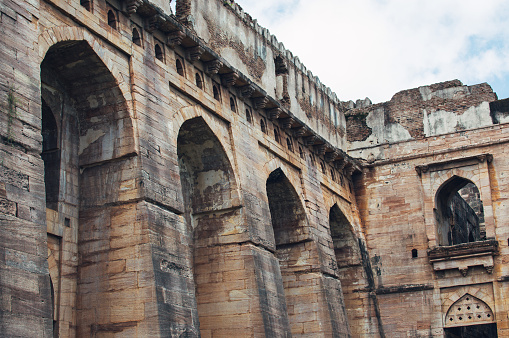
41,40,134,336
177,117,246,336
329,204,362,328
435,176,485,246
266,168,319,332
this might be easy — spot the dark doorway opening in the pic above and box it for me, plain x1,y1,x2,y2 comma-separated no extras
444,323,497,337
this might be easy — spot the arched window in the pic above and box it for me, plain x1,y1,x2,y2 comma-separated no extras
80,0,91,11
213,85,220,101
107,10,117,29
286,137,293,152
245,108,252,123
155,44,164,61
229,97,236,112
299,146,304,159
195,73,203,89
274,128,280,143
176,59,184,76
330,168,335,181
261,119,267,134
132,28,141,46
435,176,485,246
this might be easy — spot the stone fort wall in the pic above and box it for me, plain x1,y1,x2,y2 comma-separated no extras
0,0,508,337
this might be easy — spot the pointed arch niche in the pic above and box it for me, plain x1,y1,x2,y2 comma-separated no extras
41,39,136,336
416,154,498,276
177,117,253,336
265,168,323,333
444,294,497,337
329,204,364,325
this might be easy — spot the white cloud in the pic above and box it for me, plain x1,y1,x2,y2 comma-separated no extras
234,0,509,103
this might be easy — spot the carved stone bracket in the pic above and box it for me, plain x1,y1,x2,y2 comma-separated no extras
240,85,255,98
280,118,294,129
204,59,223,75
126,0,142,15
344,164,356,176
185,46,204,62
325,151,339,163
459,267,469,277
147,14,165,33
253,97,268,110
292,126,306,138
267,108,282,121
221,72,239,87
167,30,186,48
303,136,316,146
415,165,429,175
314,144,326,156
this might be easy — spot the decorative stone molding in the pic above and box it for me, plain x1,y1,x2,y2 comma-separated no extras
415,154,493,176
428,240,498,275
445,294,495,328
417,153,496,249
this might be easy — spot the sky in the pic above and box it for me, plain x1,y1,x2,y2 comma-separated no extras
234,0,509,104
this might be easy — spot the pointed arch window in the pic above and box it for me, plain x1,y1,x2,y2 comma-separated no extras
132,27,142,46
107,10,117,29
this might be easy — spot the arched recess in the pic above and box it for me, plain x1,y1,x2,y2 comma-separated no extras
329,204,363,331
177,117,249,336
435,176,485,246
41,39,136,336
39,27,133,106
444,294,497,337
266,168,324,333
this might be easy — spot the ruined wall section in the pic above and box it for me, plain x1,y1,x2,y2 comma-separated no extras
346,80,497,160
353,124,509,336
191,0,348,149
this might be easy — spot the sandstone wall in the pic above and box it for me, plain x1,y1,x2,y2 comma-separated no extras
352,123,509,337
0,0,365,336
191,0,348,149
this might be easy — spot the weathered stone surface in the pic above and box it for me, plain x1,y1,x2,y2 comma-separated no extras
1,0,509,337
